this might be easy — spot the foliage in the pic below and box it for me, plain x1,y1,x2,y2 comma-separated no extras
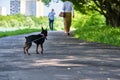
73,12,120,46
0,14,48,29
41,0,51,5
0,14,64,37
24,17,35,28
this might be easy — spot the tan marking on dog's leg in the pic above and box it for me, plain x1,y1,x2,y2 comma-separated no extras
23,43,27,54
23,47,26,54
26,48,30,55
25,43,32,55
36,45,39,54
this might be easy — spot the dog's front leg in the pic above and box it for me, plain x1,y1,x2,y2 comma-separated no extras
25,43,32,55
23,47,26,54
40,44,44,54
36,44,39,54
26,48,31,55
23,42,27,54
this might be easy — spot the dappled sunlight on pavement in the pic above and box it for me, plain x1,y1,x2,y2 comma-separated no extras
31,59,85,67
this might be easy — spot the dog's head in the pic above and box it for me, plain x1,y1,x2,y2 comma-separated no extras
41,27,48,39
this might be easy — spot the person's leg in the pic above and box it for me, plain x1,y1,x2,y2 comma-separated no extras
67,13,71,35
64,14,68,33
64,13,71,35
64,20,69,33
49,19,52,30
49,19,51,30
51,20,54,30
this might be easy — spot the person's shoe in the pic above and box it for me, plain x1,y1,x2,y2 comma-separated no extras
67,33,70,36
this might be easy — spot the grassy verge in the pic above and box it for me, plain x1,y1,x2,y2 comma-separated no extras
0,28,40,38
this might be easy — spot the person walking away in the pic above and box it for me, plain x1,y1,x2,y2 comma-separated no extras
48,9,55,31
63,0,74,35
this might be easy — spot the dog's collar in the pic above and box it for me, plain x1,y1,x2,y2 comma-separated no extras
40,33,45,37
40,33,47,40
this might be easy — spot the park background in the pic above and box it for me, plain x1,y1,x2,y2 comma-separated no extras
0,0,120,46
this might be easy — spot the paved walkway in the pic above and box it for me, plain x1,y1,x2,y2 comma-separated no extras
0,31,120,80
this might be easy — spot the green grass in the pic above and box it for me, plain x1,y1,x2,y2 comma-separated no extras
74,26,120,46
0,28,40,38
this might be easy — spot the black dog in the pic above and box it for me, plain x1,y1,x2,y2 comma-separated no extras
23,27,47,55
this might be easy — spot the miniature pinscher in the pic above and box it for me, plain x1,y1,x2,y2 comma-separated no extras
23,27,47,55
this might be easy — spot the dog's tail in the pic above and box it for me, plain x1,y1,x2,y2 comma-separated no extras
25,36,27,39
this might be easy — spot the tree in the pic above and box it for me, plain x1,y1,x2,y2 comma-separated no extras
41,0,120,27
42,0,51,5
69,0,120,27
92,0,120,27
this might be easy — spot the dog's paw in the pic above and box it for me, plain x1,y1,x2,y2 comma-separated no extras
23,51,27,54
36,52,39,54
28,53,31,55
41,51,43,55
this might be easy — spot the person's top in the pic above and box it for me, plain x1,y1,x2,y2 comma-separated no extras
48,10,55,20
63,1,74,13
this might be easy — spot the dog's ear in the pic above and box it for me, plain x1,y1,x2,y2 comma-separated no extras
42,27,44,31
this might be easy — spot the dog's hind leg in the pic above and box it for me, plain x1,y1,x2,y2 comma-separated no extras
36,44,40,54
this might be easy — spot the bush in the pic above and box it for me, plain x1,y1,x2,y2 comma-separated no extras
9,19,20,27
0,20,9,27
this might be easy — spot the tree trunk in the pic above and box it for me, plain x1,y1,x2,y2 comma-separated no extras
105,15,120,27
105,8,120,27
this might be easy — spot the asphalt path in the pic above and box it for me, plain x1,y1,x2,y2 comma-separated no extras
0,31,120,80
